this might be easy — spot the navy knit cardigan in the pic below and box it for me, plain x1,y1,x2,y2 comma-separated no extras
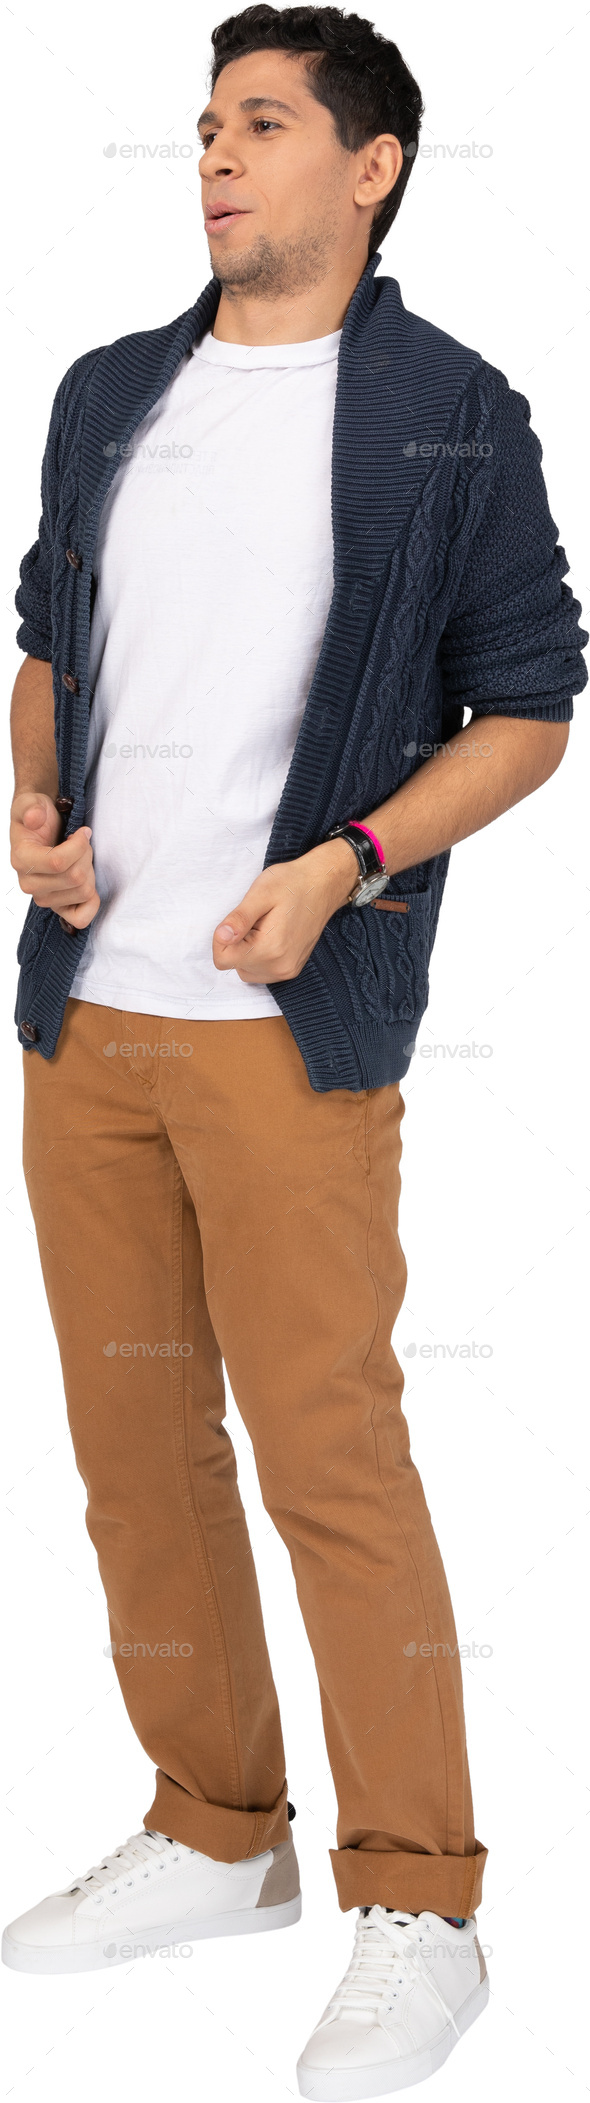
14,252,588,1089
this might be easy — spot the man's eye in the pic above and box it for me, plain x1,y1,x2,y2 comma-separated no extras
200,118,279,148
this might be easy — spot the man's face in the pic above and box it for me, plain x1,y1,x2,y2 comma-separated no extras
197,48,362,297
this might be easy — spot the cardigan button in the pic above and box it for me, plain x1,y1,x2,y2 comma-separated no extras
20,1020,39,1043
66,548,82,570
58,916,77,936
55,794,74,818
62,671,80,694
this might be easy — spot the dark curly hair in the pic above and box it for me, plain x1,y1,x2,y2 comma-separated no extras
209,5,423,256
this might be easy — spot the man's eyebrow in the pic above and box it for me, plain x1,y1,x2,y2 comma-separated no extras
197,95,302,136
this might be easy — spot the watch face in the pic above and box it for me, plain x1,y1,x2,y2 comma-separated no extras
353,871,389,906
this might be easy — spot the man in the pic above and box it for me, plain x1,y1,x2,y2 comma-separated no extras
5,4,586,2093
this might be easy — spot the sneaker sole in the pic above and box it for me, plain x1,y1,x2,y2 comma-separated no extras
1,1892,302,1975
296,1973,489,2098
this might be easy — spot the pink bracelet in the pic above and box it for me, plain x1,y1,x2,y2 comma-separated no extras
346,819,386,866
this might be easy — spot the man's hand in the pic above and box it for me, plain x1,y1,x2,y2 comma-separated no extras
10,791,100,929
212,838,358,983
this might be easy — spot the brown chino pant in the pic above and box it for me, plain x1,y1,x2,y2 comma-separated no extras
23,996,487,1916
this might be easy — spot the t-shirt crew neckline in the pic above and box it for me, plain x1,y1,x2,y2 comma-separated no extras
192,326,342,371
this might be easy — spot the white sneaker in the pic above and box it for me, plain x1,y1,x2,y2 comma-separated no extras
297,1905,489,2097
2,1824,301,1975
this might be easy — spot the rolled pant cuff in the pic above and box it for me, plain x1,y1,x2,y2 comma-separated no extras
330,1840,488,1918
145,1770,291,1862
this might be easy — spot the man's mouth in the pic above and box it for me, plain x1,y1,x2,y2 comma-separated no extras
204,201,250,235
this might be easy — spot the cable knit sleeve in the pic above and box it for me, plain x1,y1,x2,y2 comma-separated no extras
14,374,71,661
438,376,588,722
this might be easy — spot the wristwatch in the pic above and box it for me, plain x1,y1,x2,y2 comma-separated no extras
326,820,388,907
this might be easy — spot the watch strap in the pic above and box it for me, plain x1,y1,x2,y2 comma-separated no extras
326,821,388,907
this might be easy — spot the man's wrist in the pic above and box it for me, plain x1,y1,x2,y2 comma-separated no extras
306,836,359,911
12,783,58,806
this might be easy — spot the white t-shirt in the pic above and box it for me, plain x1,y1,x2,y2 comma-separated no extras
70,325,340,1019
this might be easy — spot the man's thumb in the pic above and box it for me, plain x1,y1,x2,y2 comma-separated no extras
22,798,50,828
20,794,61,844
215,906,252,944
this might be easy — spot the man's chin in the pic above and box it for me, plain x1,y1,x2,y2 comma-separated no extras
209,228,333,300
207,228,269,292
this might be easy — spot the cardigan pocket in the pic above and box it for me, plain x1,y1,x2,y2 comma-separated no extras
335,885,431,1026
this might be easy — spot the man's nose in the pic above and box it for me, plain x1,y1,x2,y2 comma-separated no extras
199,136,243,179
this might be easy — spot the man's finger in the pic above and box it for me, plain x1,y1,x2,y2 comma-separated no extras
213,903,256,946
49,825,93,868
216,921,240,944
212,907,266,966
55,888,101,930
18,826,92,878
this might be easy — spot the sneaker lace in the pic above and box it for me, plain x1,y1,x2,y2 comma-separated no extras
330,1908,461,2039
70,1830,178,1895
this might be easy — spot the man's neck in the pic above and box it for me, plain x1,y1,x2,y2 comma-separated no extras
211,255,369,347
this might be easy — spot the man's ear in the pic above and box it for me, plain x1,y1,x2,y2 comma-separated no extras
353,133,404,214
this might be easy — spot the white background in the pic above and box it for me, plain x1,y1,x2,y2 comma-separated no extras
1,1,589,2098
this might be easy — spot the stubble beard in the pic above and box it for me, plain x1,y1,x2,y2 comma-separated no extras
209,209,341,303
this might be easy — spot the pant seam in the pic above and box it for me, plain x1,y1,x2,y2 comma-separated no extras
121,1011,170,1107
359,1091,454,1860
169,1158,245,1814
